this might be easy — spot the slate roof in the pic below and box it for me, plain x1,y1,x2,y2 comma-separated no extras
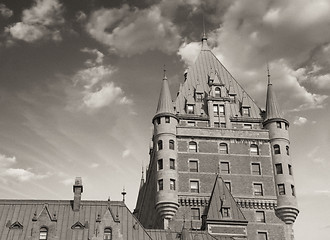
264,79,284,122
175,38,262,119
146,229,233,240
0,199,153,240
155,74,175,117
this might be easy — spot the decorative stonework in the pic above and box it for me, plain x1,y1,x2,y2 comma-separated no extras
235,198,277,210
178,197,209,206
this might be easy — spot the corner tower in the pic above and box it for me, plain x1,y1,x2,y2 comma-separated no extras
152,71,179,229
263,70,299,239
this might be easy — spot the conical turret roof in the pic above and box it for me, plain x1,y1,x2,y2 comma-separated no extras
155,73,175,116
264,77,283,122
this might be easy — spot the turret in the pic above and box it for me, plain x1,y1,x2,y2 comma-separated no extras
263,69,299,240
152,70,179,229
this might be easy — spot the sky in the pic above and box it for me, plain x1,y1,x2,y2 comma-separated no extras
0,0,329,239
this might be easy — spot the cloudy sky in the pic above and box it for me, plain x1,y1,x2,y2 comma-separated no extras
0,0,329,238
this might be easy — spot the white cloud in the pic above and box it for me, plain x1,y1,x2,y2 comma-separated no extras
90,163,99,168
122,149,131,158
72,48,132,110
3,168,47,182
0,4,13,18
7,0,64,42
86,5,181,56
0,154,16,168
177,41,201,67
293,116,308,126
61,178,73,186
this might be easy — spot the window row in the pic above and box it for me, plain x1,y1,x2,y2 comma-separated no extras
158,179,176,191
188,142,260,155
158,158,175,170
277,183,295,196
39,227,112,240
276,121,289,130
275,163,293,175
157,139,175,150
219,162,263,175
273,144,289,155
155,116,171,124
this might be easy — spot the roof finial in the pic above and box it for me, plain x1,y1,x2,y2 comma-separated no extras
163,64,167,80
121,186,127,202
203,15,206,38
267,62,271,85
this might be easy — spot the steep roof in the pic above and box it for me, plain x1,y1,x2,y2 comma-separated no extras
175,38,261,119
155,73,175,116
207,176,246,222
0,199,153,240
146,229,233,240
264,78,283,121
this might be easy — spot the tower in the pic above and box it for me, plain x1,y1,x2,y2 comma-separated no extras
263,69,299,239
152,71,179,228
135,34,299,240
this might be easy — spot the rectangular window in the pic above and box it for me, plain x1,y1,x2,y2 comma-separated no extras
256,211,265,223
165,116,170,123
196,93,203,102
253,183,263,196
275,163,283,174
251,163,261,175
213,105,219,116
170,159,175,170
278,184,285,195
189,160,198,172
220,162,230,174
219,105,225,115
190,181,199,193
288,164,292,175
156,117,161,125
243,124,252,129
276,121,282,128
187,105,194,114
214,122,220,128
221,207,230,218
187,121,195,126
170,179,176,190
229,95,235,103
158,179,163,191
291,185,295,196
242,107,250,116
191,208,200,220
220,122,226,128
257,232,268,240
225,181,231,192
285,123,289,130
158,159,163,170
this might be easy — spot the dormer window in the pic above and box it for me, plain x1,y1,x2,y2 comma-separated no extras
39,227,48,240
219,105,225,115
187,105,194,114
213,105,219,116
229,95,235,103
242,107,250,117
196,93,203,102
215,87,221,98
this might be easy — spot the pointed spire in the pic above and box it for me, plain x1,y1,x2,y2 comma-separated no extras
139,166,145,190
155,68,175,116
264,65,283,121
121,186,127,202
201,18,209,51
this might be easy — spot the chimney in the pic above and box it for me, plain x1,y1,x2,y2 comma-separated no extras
73,177,83,211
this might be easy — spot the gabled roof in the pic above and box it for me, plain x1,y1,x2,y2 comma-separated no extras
175,38,261,119
0,200,153,240
155,74,175,117
206,176,246,222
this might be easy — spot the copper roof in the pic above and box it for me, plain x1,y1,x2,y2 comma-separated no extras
0,199,153,240
175,39,261,119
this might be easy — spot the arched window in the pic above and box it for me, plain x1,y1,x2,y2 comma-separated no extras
157,140,163,150
39,227,48,240
188,141,197,152
250,144,259,155
215,87,221,98
219,143,228,154
274,144,281,154
169,140,175,150
104,228,112,240
286,146,289,155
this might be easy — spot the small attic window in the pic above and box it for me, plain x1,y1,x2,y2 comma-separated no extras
229,95,235,103
242,107,250,117
187,105,194,114
215,87,221,98
196,93,203,102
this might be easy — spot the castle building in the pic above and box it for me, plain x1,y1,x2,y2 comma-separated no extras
134,35,299,240
0,35,299,240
